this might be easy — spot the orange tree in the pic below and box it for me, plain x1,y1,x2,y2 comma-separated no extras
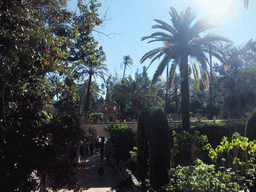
0,0,104,190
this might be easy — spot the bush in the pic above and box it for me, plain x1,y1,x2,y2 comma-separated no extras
104,123,136,162
193,121,244,149
171,130,208,167
205,132,256,186
137,107,171,191
245,109,256,141
89,112,103,121
168,159,242,192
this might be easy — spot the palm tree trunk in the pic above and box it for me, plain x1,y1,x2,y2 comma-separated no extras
165,63,169,113
123,65,127,79
85,72,92,117
175,87,178,119
209,46,213,119
180,55,190,132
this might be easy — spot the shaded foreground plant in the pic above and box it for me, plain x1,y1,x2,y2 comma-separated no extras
205,132,256,185
168,159,242,192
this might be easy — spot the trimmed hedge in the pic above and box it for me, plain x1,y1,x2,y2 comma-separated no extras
104,123,136,163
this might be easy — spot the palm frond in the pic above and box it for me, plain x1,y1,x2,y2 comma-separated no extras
140,47,165,63
182,7,197,29
167,60,179,90
190,19,215,36
153,19,177,34
199,34,232,44
152,54,172,85
244,0,249,9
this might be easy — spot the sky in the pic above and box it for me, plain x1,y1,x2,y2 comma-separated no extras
67,0,256,86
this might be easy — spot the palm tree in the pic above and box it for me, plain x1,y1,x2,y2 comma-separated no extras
76,64,108,116
141,7,230,131
121,55,133,79
244,0,249,9
111,75,161,120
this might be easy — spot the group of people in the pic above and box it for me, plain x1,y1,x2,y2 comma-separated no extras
89,136,105,162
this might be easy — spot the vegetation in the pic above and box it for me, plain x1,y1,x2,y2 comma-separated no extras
245,109,256,141
104,123,136,162
141,7,230,131
1,0,256,191
137,107,171,191
0,0,106,190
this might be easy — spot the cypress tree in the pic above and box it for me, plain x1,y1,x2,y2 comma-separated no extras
137,107,171,191
149,108,171,191
245,109,256,141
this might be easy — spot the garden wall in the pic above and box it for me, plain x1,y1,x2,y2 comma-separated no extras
81,119,246,138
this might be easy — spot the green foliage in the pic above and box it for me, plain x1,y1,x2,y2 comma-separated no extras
137,107,171,191
245,109,256,141
171,130,208,167
0,0,105,190
193,121,244,149
104,123,136,161
137,107,151,188
168,159,242,192
89,112,103,121
149,108,171,190
205,132,256,184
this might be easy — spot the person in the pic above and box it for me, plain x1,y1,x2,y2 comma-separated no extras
89,141,94,156
100,137,105,162
98,166,104,181
95,136,100,151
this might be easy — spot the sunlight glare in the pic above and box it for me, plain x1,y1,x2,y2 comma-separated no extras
198,0,233,17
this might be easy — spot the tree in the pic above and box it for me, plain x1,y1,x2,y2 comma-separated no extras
76,63,108,116
141,7,230,131
214,40,256,118
0,0,107,190
244,0,249,9
121,55,133,79
137,107,171,191
111,75,161,120
0,0,76,190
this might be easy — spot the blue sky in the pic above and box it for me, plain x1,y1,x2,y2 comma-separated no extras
68,0,256,86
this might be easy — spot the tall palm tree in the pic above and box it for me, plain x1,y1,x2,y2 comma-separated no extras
121,55,133,79
244,0,249,9
111,75,161,120
141,7,230,131
76,64,108,116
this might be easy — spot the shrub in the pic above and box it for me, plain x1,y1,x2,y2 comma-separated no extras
104,123,136,162
89,112,103,121
137,107,171,191
171,130,208,167
245,109,256,141
205,132,256,187
168,159,242,192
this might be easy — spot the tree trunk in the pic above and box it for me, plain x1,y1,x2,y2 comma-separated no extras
165,63,169,113
180,55,190,132
209,47,213,119
175,87,178,119
1,82,8,143
123,65,126,79
85,72,93,116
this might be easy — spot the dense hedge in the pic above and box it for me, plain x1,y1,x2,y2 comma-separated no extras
245,109,256,142
104,123,136,163
137,107,171,191
170,121,245,165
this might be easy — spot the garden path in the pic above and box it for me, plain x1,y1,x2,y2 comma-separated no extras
47,151,119,192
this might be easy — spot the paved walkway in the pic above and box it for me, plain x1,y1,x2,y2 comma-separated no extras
47,151,119,192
